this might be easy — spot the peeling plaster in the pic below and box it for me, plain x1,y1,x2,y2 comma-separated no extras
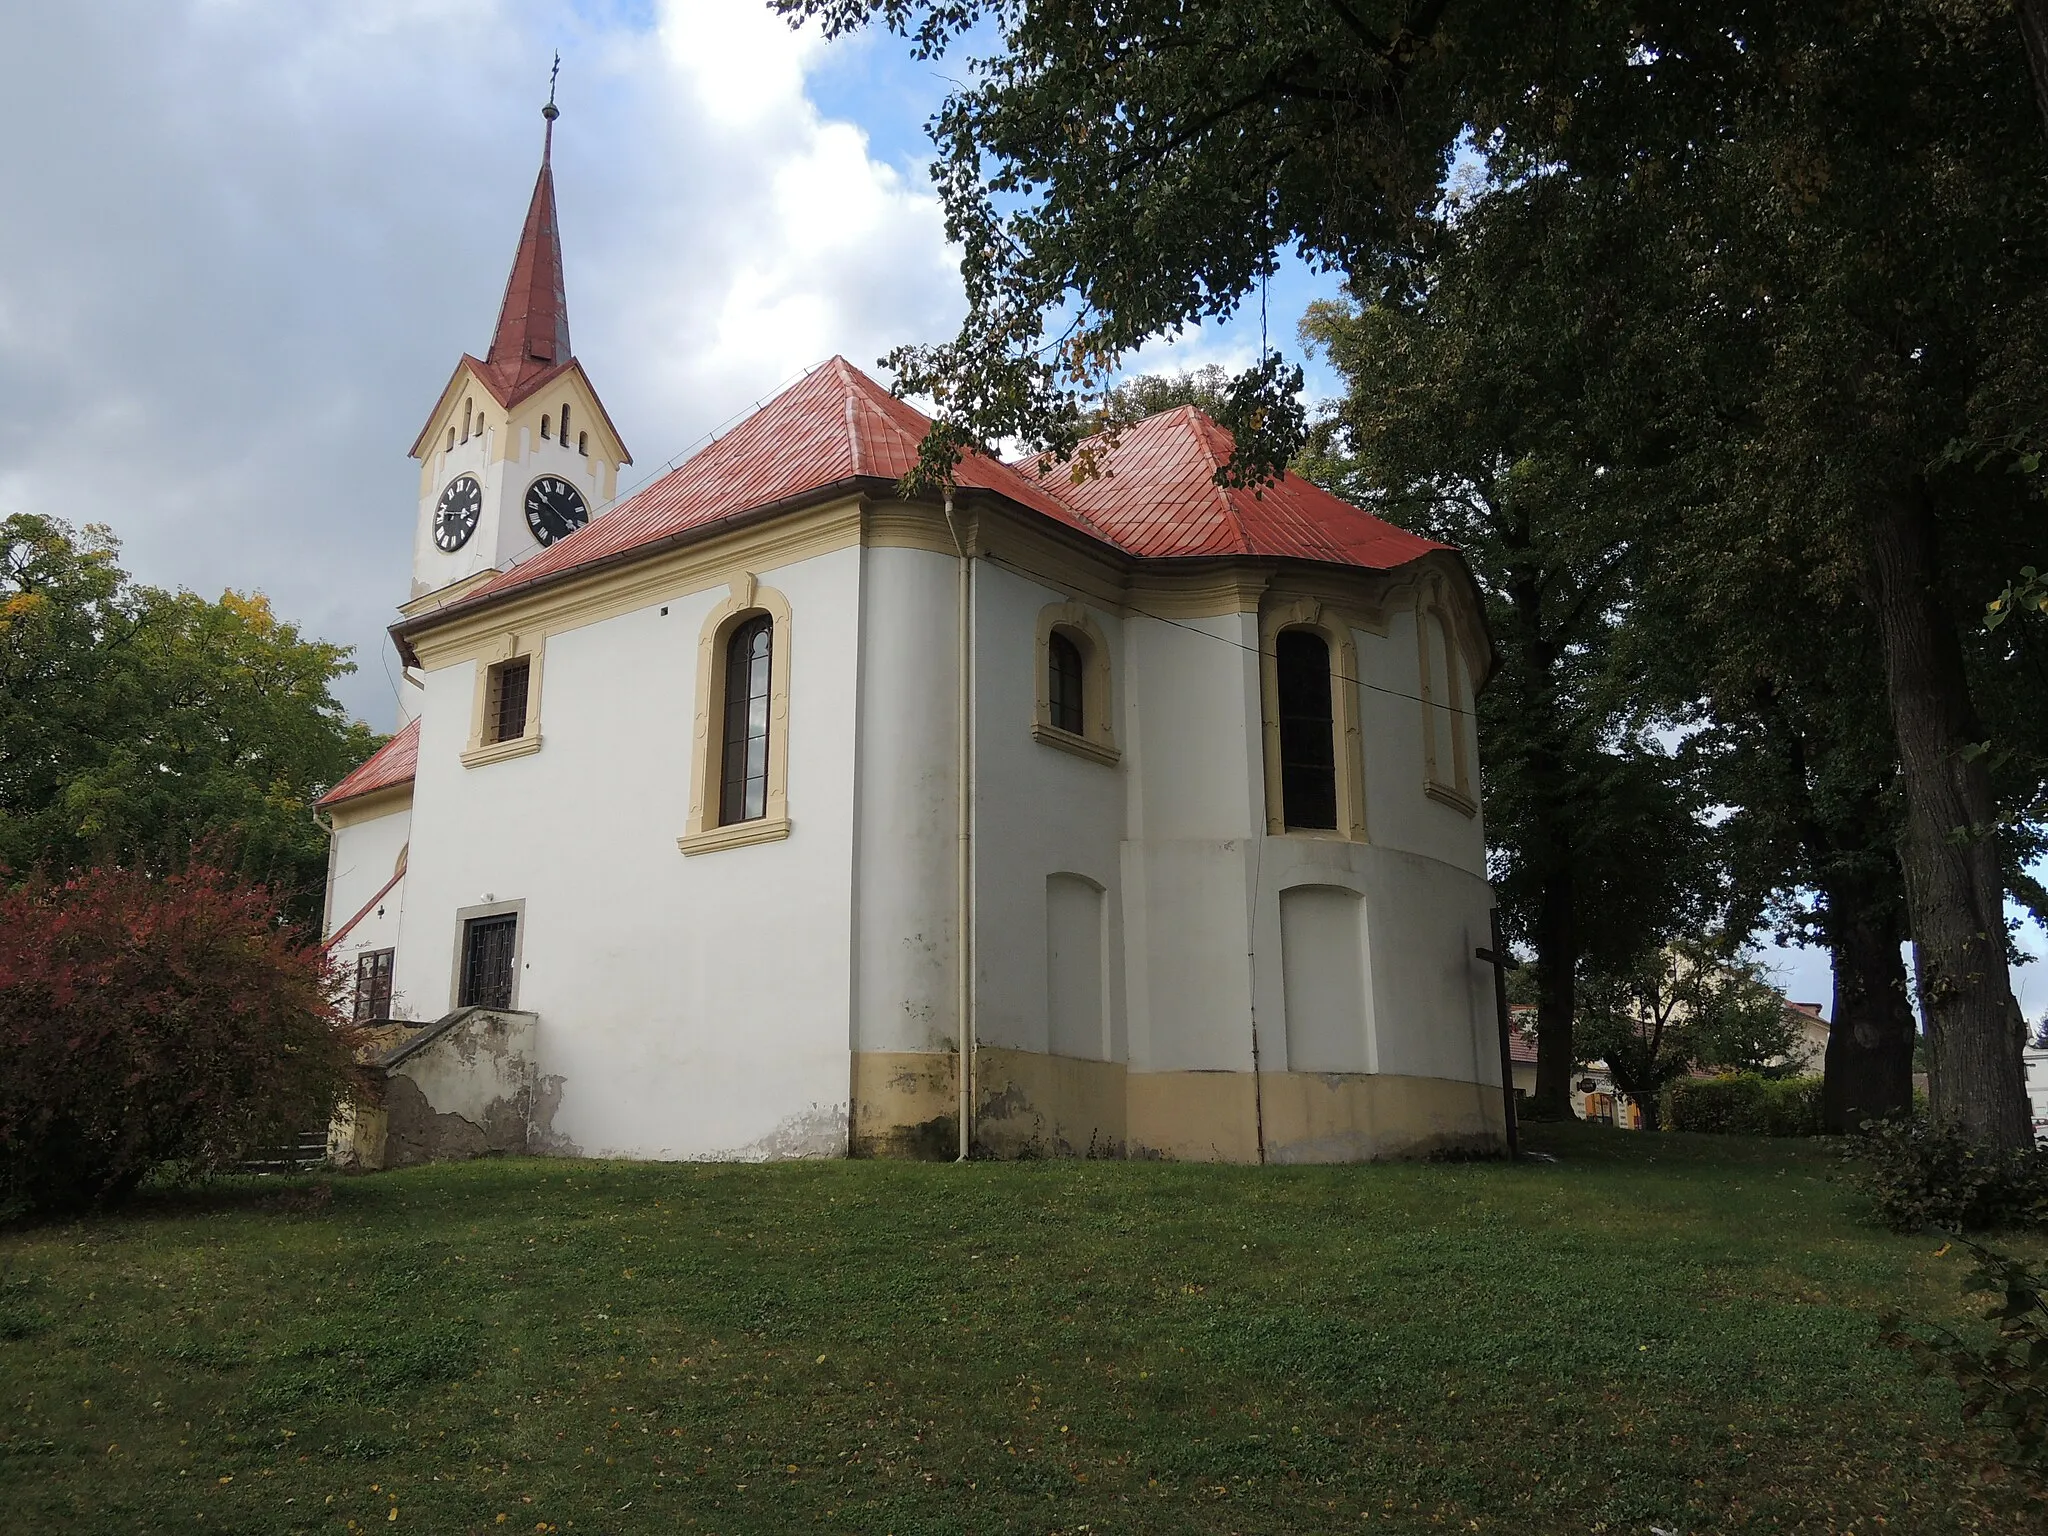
526,1074,581,1157
705,1102,848,1162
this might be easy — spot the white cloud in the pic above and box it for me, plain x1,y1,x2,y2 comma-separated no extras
0,0,961,728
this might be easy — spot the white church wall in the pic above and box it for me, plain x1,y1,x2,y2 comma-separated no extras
969,561,1128,1063
1123,837,1258,1072
1122,611,1267,843
1355,606,1487,874
392,543,863,1161
1353,847,1497,1086
1278,885,1372,1073
323,802,411,1008
851,544,960,1057
1118,610,1266,1073
1045,874,1109,1060
1250,805,1495,1088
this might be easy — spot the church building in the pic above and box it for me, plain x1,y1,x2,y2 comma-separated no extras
318,107,1508,1164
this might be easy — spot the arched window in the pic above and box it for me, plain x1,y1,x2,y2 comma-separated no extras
461,398,472,442
719,615,774,825
559,403,571,445
1031,602,1118,765
446,427,456,452
1276,628,1337,829
679,576,793,855
1047,630,1084,735
540,414,551,440
577,430,588,456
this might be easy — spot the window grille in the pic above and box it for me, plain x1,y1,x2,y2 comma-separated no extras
487,659,531,744
459,915,518,1010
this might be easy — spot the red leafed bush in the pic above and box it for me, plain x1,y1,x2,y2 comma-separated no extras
0,864,364,1216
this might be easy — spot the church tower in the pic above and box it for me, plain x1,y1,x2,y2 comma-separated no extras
406,88,630,602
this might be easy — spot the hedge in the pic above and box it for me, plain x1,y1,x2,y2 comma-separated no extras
1663,1073,1824,1137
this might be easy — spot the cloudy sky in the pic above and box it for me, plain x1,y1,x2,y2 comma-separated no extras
0,0,1317,723
6,0,2038,1012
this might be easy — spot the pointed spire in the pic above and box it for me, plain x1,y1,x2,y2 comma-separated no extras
485,58,572,392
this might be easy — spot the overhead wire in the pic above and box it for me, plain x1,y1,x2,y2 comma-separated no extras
608,361,824,506
978,549,1479,721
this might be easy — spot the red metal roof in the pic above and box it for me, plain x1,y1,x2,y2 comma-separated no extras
1021,406,1447,568
459,358,1104,607
406,119,631,463
319,719,419,808
485,127,571,397
441,360,1446,618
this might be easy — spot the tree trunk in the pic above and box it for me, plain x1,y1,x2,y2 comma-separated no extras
1532,865,1578,1117
1505,549,1581,1121
1820,867,1917,1132
1864,481,2030,1145
2020,0,2048,142
1636,1095,1662,1133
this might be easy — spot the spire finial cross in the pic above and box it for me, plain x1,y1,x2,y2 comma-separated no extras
541,51,561,159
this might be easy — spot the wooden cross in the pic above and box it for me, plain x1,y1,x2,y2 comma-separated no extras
1474,908,1521,1159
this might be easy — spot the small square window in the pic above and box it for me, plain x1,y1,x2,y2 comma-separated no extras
352,948,395,1022
486,658,531,744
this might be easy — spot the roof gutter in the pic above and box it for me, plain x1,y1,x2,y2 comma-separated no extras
390,474,897,665
942,492,976,1162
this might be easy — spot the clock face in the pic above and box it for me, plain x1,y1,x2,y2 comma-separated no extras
433,475,483,552
524,476,589,547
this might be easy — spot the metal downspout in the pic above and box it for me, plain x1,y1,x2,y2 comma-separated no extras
943,494,975,1162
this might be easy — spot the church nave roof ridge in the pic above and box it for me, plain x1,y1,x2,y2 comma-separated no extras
400,358,1455,634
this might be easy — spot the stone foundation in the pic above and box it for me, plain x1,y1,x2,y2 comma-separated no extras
855,1047,1506,1163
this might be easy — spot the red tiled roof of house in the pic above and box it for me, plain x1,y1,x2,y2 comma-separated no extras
1018,406,1449,568
1507,1005,1538,1065
457,358,1105,607
318,719,419,808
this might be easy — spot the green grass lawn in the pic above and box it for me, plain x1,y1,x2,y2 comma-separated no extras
2,1124,2041,1535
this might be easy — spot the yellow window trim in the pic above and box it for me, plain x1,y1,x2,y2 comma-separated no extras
1259,594,1369,841
462,634,545,768
460,733,542,769
677,817,792,857
1417,582,1477,817
682,573,793,847
1034,601,1120,765
1031,721,1121,766
1425,781,1480,817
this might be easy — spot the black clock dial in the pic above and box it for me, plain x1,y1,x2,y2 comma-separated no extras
524,476,590,547
432,474,483,552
